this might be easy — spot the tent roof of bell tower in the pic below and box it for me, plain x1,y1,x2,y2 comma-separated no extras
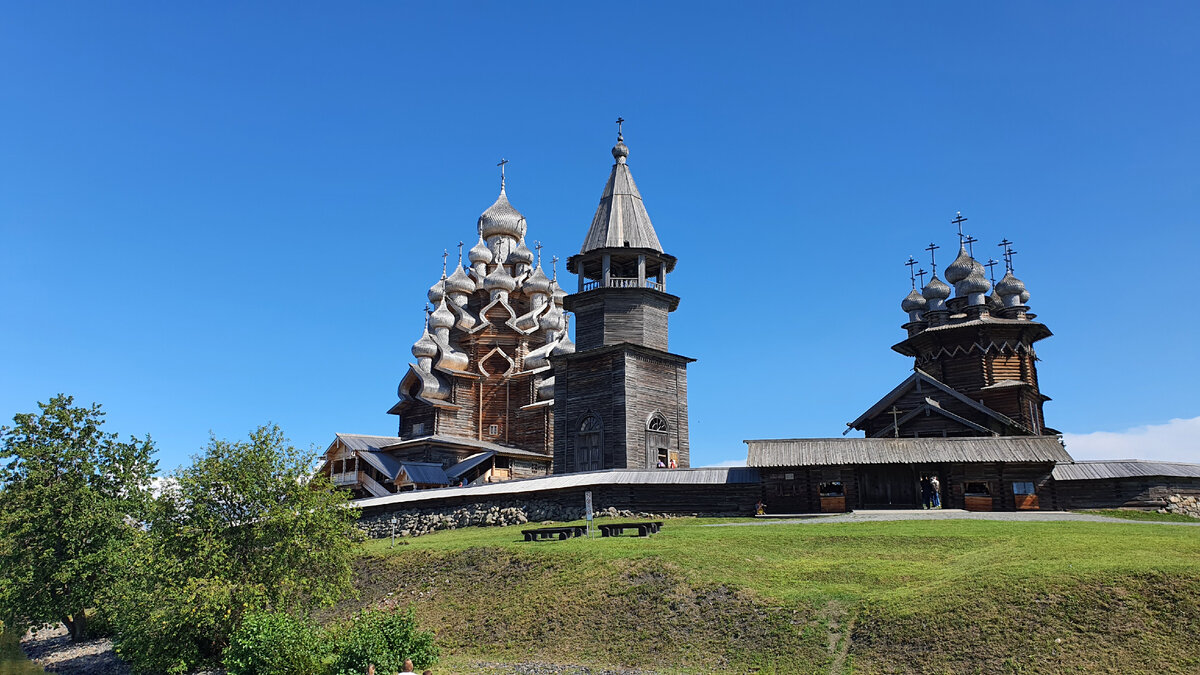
579,132,664,254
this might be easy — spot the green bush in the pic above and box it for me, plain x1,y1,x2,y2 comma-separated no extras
225,611,330,675
328,608,438,675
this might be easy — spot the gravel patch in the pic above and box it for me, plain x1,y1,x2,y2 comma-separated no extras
21,624,130,675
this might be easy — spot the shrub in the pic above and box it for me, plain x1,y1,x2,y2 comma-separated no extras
328,608,438,675
225,611,330,675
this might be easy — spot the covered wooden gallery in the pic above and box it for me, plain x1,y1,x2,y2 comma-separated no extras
1052,460,1200,509
745,436,1073,512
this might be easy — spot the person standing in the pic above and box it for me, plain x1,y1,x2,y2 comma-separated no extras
920,475,933,509
930,475,941,508
399,660,417,675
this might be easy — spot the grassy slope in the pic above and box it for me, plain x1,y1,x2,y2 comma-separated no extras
1076,508,1200,523
337,518,1200,674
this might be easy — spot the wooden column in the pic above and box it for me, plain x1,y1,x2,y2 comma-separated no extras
637,254,646,287
602,254,611,286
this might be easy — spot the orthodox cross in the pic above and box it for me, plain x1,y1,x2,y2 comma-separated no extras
998,238,1016,272
905,256,919,289
964,234,978,258
551,255,559,280
534,240,543,266
952,212,969,246
457,241,464,266
497,158,509,190
916,268,928,288
984,259,999,285
888,405,907,438
925,242,940,277
615,116,624,139
424,303,431,319
441,249,449,277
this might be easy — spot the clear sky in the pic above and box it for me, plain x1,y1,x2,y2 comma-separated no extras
2,2,1197,471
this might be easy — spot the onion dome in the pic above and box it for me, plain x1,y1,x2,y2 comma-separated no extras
523,264,551,296
445,264,476,295
552,333,576,356
411,326,438,359
995,271,1027,302
427,278,445,304
428,295,455,331
478,190,527,240
944,246,982,285
958,270,992,296
468,235,493,265
902,289,927,313
511,239,534,266
484,262,517,293
548,278,567,306
612,136,630,163
988,289,1004,311
922,276,952,301
539,302,566,333
1019,288,1031,304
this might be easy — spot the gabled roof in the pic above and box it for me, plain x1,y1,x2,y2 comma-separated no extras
745,436,1073,467
846,370,1031,435
398,461,451,486
330,433,404,453
580,157,662,253
359,450,402,480
1052,460,1200,481
380,434,552,459
445,451,496,479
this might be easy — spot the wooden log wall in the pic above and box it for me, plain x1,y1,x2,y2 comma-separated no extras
1054,477,1200,509
622,350,690,469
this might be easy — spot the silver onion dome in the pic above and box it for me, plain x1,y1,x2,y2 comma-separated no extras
427,278,446,304
483,262,517,293
445,264,476,295
902,289,927,313
511,238,535,266
428,295,455,331
478,190,527,240
922,276,952,301
612,137,630,163
958,270,992,296
548,278,567,306
468,235,493,265
523,264,551,296
995,271,1027,300
411,326,438,359
539,302,566,333
552,332,576,356
944,246,980,285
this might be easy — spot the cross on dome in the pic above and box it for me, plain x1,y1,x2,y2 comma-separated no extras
985,259,999,284
952,212,969,246
905,256,919,289
925,242,940,277
497,158,509,193
998,238,1017,272
916,268,927,288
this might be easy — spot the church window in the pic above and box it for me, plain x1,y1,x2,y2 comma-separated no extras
647,413,669,432
577,413,602,471
412,422,425,436
488,424,500,436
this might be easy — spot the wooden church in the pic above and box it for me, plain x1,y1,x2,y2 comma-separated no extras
748,217,1074,512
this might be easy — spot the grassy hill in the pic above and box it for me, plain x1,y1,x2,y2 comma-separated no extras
334,517,1200,674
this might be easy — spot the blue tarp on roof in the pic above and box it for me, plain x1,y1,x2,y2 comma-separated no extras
400,462,451,486
446,451,496,480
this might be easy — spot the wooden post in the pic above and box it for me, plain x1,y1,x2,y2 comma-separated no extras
637,254,646,287
602,254,611,286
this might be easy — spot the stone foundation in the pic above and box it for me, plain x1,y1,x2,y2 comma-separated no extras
1159,494,1200,519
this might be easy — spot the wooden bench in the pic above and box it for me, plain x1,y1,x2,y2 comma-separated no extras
521,525,587,542
597,521,663,538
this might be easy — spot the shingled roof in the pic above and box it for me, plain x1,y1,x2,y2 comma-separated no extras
1052,459,1200,481
745,436,1073,467
579,140,663,253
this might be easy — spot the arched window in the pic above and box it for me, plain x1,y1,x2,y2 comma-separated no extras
577,413,602,471
647,413,669,432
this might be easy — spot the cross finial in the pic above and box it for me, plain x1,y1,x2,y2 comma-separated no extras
424,303,430,317
952,211,969,246
964,234,978,258
497,158,509,192
998,238,1016,272
889,405,907,438
457,241,464,266
533,240,543,266
905,256,919,289
984,258,999,285
551,255,559,280
925,242,940,277
441,249,448,277
916,268,928,288
615,116,624,140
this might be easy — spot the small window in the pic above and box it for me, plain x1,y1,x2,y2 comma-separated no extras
648,413,669,432
964,482,991,496
488,424,499,436
784,472,795,480
1012,481,1036,495
819,482,844,497
412,422,425,435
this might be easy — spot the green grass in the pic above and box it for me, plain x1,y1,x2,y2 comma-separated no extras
0,633,43,675
1077,508,1200,523
337,517,1200,674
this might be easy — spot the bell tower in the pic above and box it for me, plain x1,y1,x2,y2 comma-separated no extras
550,122,694,473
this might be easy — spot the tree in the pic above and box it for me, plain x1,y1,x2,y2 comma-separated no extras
0,394,157,641
109,424,361,673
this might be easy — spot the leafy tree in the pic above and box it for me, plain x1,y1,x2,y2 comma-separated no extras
109,424,360,673
0,394,156,641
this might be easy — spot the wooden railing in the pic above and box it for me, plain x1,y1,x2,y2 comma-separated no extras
331,471,358,486
581,278,666,291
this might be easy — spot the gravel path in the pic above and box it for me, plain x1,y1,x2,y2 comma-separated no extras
21,624,130,675
707,509,1200,527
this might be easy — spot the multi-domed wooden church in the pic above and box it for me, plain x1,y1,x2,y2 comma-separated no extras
319,123,1199,516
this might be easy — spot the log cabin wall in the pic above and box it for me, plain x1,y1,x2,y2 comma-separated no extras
1054,476,1200,509
621,350,690,469
551,349,628,473
569,289,672,352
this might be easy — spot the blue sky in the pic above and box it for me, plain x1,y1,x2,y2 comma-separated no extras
2,2,1197,471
